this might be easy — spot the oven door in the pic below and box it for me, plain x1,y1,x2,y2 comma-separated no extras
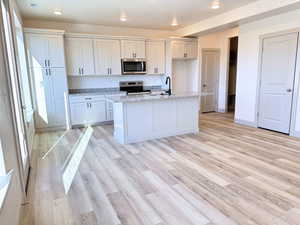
122,59,147,74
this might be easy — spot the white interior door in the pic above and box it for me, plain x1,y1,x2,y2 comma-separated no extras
258,33,298,133
201,50,220,113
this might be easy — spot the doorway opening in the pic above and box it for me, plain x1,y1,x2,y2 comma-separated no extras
227,36,238,113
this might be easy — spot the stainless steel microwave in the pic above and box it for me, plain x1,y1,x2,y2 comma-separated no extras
121,58,147,75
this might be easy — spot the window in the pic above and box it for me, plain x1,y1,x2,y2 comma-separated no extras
1,0,29,171
0,139,12,210
13,11,33,124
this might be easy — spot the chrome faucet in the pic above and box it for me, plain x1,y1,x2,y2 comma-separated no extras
165,76,172,95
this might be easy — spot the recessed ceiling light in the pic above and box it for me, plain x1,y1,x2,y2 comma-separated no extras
211,0,220,9
53,10,62,15
120,17,127,22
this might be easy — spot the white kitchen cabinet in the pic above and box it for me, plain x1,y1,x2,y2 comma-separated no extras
94,39,121,75
70,96,107,126
88,100,107,124
31,67,68,130
172,41,198,59
25,33,65,68
121,40,146,58
70,102,88,125
65,38,95,76
146,40,165,74
25,29,68,131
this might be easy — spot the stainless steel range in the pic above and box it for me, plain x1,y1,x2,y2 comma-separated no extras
119,81,151,95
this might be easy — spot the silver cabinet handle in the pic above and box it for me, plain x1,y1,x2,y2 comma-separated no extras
110,68,112,75
107,68,110,75
48,68,51,76
81,68,84,75
45,68,48,76
45,60,47,67
48,60,50,67
79,68,81,75
287,88,292,93
90,103,92,108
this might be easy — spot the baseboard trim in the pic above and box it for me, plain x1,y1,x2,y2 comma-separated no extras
35,126,67,133
289,129,300,138
217,108,226,113
234,119,257,128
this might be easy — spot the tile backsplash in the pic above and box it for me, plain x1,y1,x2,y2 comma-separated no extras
68,75,167,89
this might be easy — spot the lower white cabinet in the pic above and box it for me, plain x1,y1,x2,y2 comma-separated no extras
69,93,125,126
89,100,107,124
32,67,68,130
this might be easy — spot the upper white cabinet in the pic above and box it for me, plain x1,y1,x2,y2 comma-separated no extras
172,40,198,59
121,40,146,58
25,34,65,68
65,38,95,76
94,39,121,75
146,40,165,75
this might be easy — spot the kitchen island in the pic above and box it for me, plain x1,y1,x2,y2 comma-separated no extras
107,93,200,144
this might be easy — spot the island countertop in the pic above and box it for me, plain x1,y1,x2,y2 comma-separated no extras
106,92,200,103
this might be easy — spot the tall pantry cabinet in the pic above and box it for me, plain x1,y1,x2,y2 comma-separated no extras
25,29,68,131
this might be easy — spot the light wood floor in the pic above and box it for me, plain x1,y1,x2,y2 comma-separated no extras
21,113,300,225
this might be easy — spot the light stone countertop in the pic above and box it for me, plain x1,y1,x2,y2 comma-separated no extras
106,92,200,103
69,90,126,97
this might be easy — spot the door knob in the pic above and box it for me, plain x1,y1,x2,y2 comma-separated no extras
287,89,292,93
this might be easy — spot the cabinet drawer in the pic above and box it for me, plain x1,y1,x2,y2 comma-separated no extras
69,95,106,103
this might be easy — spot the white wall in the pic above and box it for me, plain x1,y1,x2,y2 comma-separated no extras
236,8,300,134
198,27,239,112
172,60,198,93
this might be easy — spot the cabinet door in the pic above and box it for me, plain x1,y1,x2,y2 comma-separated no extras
121,40,136,58
172,41,185,59
109,40,121,75
88,100,107,123
65,38,82,76
26,34,48,68
146,41,165,74
185,42,198,59
49,68,68,126
135,40,146,58
81,39,95,75
48,36,65,68
70,102,88,125
94,39,110,75
121,40,145,58
94,39,121,75
32,68,54,128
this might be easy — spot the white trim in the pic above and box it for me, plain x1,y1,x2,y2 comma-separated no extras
23,28,65,35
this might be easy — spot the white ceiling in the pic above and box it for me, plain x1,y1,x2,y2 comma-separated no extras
17,0,259,30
